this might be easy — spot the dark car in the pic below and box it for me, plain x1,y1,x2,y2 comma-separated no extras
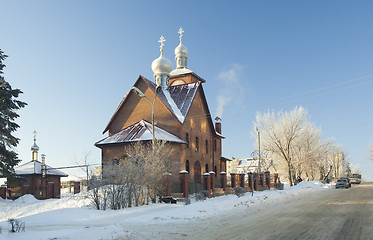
335,178,351,189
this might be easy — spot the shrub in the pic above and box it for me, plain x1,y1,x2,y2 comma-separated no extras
184,198,191,205
234,187,247,198
7,219,25,233
195,190,209,201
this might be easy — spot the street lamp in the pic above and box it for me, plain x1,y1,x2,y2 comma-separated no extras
131,86,161,148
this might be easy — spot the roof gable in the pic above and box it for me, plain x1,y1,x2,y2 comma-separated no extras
96,120,186,146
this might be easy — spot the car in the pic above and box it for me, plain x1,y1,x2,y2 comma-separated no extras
335,178,351,189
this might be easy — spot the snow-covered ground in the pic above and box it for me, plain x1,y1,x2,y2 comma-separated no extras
0,181,332,240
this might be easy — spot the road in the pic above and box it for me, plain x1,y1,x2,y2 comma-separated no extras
130,183,373,240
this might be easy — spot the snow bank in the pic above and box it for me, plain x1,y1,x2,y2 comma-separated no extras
0,181,332,240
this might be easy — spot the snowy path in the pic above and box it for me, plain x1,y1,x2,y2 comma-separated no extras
127,183,373,240
0,181,340,239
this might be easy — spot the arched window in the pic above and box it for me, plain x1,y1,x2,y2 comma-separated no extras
186,160,190,173
205,140,208,153
205,164,209,173
185,133,189,148
195,137,199,151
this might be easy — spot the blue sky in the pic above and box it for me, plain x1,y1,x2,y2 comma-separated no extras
2,1,373,181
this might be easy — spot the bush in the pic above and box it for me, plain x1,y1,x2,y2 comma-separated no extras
233,187,247,198
7,219,25,233
195,190,209,201
184,198,191,205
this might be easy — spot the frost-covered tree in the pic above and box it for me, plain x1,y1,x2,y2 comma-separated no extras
0,50,27,178
93,140,173,210
254,106,308,186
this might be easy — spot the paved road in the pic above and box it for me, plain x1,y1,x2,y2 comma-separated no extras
131,183,373,240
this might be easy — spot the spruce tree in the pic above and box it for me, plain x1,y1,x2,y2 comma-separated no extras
0,49,27,177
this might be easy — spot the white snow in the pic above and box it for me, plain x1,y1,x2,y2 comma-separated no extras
15,161,68,176
169,68,193,77
0,181,332,239
162,89,185,123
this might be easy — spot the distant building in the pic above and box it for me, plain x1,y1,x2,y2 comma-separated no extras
7,132,68,199
227,157,259,174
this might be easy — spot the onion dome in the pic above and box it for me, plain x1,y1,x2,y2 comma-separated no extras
151,52,172,74
31,142,39,151
175,27,188,69
174,42,188,57
151,36,172,90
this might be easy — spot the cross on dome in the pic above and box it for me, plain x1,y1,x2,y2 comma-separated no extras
158,36,166,53
178,27,184,43
33,130,37,141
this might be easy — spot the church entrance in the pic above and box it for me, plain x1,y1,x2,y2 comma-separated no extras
193,161,202,193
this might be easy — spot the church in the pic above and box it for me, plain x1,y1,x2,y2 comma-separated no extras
95,28,228,194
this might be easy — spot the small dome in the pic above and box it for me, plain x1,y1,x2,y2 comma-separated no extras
151,53,172,74
175,42,188,56
31,142,39,151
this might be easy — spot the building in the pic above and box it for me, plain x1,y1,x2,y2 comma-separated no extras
227,158,258,174
95,29,228,194
7,132,68,199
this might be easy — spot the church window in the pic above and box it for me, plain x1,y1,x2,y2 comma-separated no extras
205,140,208,153
214,166,217,177
186,160,190,173
205,164,209,173
186,133,189,148
195,137,199,151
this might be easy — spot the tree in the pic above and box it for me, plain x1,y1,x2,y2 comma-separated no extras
255,106,308,186
91,140,173,210
0,49,27,178
370,145,373,162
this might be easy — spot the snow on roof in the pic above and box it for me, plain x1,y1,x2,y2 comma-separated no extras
170,68,193,76
143,78,199,124
161,89,185,123
169,68,206,82
15,161,68,177
96,120,186,146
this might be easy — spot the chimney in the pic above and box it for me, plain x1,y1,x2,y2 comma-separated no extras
215,122,221,134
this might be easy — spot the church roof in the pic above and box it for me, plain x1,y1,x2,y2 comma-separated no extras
15,161,68,177
96,120,186,146
102,75,223,139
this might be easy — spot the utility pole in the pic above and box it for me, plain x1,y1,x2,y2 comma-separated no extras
256,128,261,173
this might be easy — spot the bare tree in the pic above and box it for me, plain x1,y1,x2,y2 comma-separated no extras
94,140,173,210
255,106,308,186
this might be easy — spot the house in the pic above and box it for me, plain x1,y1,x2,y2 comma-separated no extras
7,132,68,199
95,29,229,194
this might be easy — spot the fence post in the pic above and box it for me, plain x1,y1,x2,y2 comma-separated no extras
179,170,189,199
74,181,80,194
220,172,227,191
231,172,237,188
203,173,211,198
209,171,215,192
239,173,245,188
253,173,258,191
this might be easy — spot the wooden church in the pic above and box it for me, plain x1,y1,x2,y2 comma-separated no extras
95,29,228,194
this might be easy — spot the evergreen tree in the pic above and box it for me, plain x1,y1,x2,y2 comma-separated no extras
0,49,27,177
